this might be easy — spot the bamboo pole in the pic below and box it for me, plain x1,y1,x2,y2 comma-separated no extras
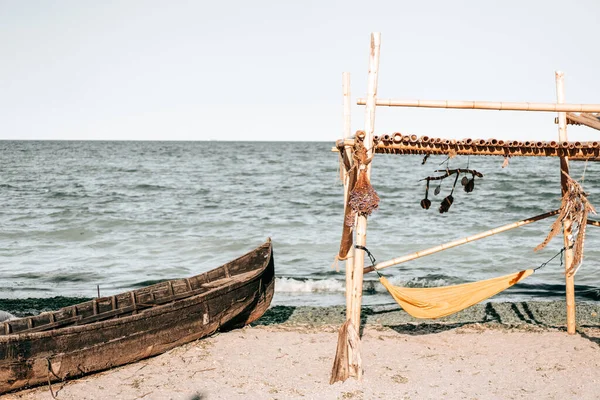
331,33,381,386
588,220,600,227
352,32,381,330
342,72,354,320
564,113,600,131
363,210,559,273
556,71,576,335
356,98,600,113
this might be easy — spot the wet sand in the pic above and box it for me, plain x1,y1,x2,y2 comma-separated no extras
3,302,600,400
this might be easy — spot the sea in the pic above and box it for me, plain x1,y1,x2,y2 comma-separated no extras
1,141,599,311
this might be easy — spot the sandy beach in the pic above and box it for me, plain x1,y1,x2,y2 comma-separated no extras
3,303,600,400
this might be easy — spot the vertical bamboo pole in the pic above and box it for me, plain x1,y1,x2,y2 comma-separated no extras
351,32,381,328
342,72,355,318
556,71,576,334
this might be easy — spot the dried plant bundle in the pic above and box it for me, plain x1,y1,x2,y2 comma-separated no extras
348,169,380,219
535,172,597,274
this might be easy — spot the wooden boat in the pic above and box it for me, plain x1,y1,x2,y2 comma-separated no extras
0,239,275,394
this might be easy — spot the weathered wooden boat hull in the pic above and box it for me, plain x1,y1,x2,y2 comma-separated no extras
0,240,274,394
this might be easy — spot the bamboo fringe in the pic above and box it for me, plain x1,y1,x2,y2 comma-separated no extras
337,136,600,160
535,172,597,275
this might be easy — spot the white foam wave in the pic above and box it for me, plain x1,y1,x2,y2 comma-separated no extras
369,276,453,292
0,310,16,322
275,277,346,293
401,277,453,288
274,276,454,294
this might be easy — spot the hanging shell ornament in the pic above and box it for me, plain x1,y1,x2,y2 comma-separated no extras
464,178,475,193
421,198,431,209
439,195,454,213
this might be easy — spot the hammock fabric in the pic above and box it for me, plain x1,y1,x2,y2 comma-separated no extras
379,269,533,319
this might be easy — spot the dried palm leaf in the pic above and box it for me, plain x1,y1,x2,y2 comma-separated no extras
535,171,596,275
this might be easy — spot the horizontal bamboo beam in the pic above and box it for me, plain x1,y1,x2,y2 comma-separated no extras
588,220,600,227
356,98,600,113
336,138,600,161
364,210,559,274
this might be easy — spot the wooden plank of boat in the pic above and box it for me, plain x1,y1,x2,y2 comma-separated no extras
0,239,275,394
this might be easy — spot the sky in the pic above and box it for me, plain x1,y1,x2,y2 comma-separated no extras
1,0,599,142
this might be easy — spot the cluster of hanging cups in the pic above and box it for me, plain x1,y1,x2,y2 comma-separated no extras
371,133,600,158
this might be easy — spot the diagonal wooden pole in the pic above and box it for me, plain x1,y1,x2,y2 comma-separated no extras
364,210,559,273
556,71,576,335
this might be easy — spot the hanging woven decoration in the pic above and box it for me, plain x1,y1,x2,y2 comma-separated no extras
344,132,380,226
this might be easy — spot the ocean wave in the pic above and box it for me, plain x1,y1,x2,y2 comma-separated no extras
134,184,170,191
46,227,96,241
275,277,381,294
275,277,345,293
0,311,15,322
48,191,88,198
394,274,459,288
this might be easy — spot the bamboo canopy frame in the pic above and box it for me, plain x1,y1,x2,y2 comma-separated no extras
332,32,599,384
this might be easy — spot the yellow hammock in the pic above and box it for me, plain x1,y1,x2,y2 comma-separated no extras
379,269,533,319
